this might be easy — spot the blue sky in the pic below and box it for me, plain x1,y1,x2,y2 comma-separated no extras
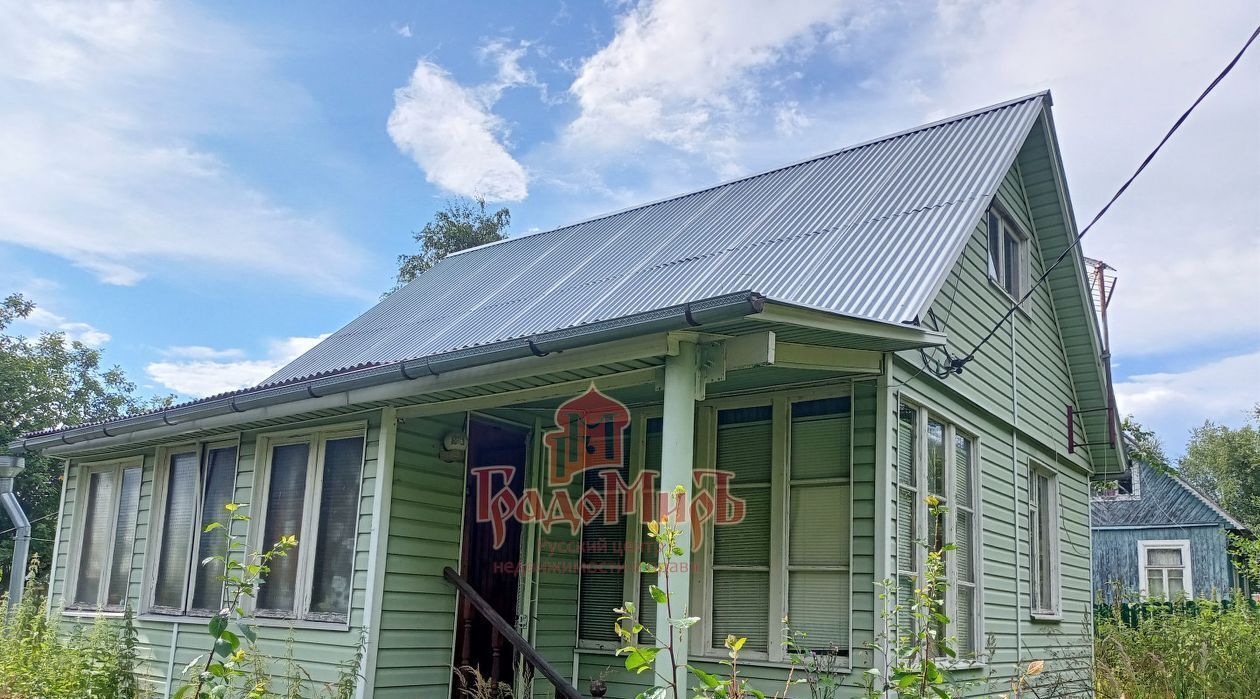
1,0,1256,457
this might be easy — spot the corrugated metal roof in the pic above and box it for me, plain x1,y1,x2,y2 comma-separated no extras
269,93,1049,384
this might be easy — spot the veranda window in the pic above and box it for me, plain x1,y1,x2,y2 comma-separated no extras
71,458,142,610
149,442,239,615
895,401,981,658
705,396,852,661
255,426,365,623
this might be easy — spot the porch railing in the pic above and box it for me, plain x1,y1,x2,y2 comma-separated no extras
443,566,590,699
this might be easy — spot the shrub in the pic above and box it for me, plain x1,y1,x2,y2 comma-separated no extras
0,557,144,698
1094,594,1260,698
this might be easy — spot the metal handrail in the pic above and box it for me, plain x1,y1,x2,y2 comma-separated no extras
443,566,585,699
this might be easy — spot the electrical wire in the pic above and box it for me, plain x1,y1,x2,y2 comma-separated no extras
944,23,1260,376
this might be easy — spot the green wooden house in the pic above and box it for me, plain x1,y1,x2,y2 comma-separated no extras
16,91,1121,698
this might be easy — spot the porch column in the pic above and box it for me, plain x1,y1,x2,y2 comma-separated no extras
656,339,698,693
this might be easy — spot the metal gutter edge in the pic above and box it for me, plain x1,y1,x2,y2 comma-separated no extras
10,291,765,454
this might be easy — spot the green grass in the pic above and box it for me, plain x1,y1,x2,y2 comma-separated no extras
1094,595,1260,699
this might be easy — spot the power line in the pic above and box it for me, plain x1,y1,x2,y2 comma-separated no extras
945,22,1260,376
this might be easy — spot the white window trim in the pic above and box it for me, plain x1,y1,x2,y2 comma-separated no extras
1138,539,1193,599
697,387,854,666
143,438,240,617
65,455,144,613
250,421,367,627
1028,463,1062,620
575,384,856,669
986,205,1030,302
896,397,985,660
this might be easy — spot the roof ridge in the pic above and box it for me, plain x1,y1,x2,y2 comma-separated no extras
444,90,1050,262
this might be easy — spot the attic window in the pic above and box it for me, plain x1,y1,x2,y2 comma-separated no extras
987,208,1028,299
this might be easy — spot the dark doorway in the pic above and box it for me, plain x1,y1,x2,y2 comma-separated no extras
453,416,529,695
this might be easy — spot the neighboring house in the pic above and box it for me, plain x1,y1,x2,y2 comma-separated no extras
1092,460,1252,601
14,91,1121,698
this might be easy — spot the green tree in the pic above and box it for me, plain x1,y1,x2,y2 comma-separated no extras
391,196,510,292
1122,415,1171,473
1178,406,1260,531
0,293,169,582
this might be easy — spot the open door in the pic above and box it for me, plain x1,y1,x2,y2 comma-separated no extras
453,415,530,695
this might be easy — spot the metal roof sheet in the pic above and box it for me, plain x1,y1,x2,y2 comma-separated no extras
269,93,1048,384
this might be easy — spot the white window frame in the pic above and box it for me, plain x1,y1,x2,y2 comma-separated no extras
1091,462,1141,502
143,438,240,617
1028,463,1062,620
251,422,367,626
696,387,854,665
1138,539,1193,600
896,398,985,660
987,206,1029,300
66,456,144,614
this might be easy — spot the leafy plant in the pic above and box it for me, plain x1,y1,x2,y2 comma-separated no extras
862,497,964,699
0,555,145,698
1094,592,1260,698
175,503,296,699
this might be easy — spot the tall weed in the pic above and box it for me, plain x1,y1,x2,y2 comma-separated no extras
1094,594,1260,699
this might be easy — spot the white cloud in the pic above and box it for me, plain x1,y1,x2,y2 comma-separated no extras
388,60,529,202
0,2,369,294
1115,350,1260,455
867,0,1260,355
565,0,861,170
394,23,412,38
21,307,111,347
146,334,330,398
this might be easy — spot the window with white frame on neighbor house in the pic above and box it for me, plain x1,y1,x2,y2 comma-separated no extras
1028,465,1061,618
71,458,143,611
147,441,238,616
987,207,1028,299
254,426,366,623
896,402,981,659
1139,540,1192,600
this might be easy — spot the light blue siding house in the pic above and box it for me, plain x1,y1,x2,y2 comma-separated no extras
1092,460,1251,601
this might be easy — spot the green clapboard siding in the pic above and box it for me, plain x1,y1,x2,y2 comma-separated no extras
372,413,466,697
48,413,382,697
888,149,1100,695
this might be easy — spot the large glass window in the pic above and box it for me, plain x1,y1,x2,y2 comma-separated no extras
575,395,853,663
896,401,982,658
72,460,142,610
149,442,239,615
707,397,851,659
255,428,365,623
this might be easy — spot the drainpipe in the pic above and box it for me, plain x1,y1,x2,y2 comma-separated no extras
0,455,30,608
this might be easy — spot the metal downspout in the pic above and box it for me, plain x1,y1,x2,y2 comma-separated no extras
0,456,30,610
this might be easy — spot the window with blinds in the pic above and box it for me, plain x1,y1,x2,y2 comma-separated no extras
1028,467,1059,615
255,427,365,623
72,460,142,610
149,443,239,616
787,398,850,653
896,400,983,658
711,406,773,652
578,429,632,645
